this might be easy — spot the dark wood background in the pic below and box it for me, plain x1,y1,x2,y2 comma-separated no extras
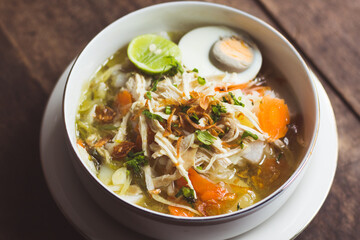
0,0,359,239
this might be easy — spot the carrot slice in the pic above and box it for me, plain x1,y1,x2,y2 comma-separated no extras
175,169,236,216
258,95,290,139
115,90,133,115
215,83,248,92
168,206,194,217
188,168,228,201
176,136,184,159
176,169,228,201
77,139,85,148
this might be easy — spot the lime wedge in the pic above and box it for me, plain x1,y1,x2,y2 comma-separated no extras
127,34,181,74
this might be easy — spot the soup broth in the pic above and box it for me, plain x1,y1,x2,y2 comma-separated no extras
75,29,304,217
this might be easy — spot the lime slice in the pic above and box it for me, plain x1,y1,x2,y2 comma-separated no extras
127,34,181,74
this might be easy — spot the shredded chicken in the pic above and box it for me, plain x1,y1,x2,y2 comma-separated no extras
77,58,292,217
113,112,131,142
153,171,181,188
143,165,154,191
154,132,197,198
139,114,149,156
126,73,147,101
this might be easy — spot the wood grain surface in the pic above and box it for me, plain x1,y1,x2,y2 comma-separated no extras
0,0,358,239
258,0,360,117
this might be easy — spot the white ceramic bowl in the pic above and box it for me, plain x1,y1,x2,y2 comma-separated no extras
63,2,319,239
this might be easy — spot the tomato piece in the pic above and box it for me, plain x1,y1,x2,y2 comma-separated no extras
175,177,188,188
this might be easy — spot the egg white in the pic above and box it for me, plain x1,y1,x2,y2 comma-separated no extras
179,26,262,83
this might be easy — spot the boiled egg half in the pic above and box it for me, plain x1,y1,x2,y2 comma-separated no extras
179,26,262,82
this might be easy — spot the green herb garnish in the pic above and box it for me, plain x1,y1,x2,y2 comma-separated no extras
197,76,206,85
276,153,283,162
143,110,164,122
166,56,184,76
145,91,152,100
195,130,216,145
180,105,190,113
196,166,203,170
176,187,195,204
89,148,102,171
241,130,258,140
150,78,160,92
164,106,172,115
222,96,229,103
211,104,227,122
237,203,242,211
219,126,230,138
192,68,199,73
124,151,148,177
151,72,168,92
229,92,245,107
200,144,211,150
190,113,200,124
225,126,230,133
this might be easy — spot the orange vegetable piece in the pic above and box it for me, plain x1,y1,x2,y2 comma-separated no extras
115,90,133,115
168,206,194,217
175,177,188,188
175,169,236,216
77,139,85,148
215,83,248,92
258,95,290,140
188,168,228,202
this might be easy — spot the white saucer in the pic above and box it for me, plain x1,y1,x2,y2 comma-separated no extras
40,64,338,240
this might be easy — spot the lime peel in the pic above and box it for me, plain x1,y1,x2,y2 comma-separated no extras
127,34,182,74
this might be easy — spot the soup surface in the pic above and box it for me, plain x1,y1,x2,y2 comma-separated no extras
75,27,303,217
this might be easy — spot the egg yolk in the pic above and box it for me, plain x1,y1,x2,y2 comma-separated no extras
219,38,254,65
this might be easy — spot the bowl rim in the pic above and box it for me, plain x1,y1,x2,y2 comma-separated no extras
62,1,320,225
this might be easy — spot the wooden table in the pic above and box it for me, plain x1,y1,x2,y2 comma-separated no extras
0,0,359,239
